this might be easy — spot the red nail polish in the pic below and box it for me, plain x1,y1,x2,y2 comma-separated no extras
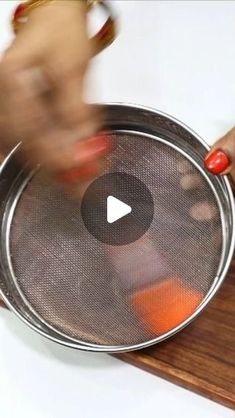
13,3,26,22
204,149,231,175
87,134,113,155
74,134,112,164
57,162,100,184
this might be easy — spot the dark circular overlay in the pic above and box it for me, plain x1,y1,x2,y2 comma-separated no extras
81,172,154,246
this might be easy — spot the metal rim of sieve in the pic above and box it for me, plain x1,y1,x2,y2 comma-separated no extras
0,103,234,353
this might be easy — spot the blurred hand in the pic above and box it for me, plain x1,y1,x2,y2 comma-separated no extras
0,0,106,180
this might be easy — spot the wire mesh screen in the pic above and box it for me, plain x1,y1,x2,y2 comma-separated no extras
9,132,222,346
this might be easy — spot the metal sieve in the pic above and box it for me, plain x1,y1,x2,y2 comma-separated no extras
0,104,234,352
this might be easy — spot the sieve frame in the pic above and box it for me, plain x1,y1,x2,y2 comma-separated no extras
1,130,229,349
0,103,234,353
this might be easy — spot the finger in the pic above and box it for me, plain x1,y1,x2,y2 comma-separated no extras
57,156,106,184
53,74,90,128
44,49,90,127
5,69,51,141
0,108,13,154
21,130,112,175
19,127,81,173
62,159,106,201
0,47,52,143
44,56,103,140
204,128,235,175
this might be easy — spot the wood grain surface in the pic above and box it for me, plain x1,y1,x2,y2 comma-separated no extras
116,259,235,409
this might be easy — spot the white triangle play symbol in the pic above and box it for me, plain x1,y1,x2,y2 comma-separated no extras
107,195,132,224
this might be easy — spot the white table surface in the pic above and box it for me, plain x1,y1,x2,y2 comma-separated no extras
0,2,234,417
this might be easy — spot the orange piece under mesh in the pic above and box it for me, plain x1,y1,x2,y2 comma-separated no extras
130,277,204,335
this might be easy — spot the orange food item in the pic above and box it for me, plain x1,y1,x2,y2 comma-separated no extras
130,277,204,335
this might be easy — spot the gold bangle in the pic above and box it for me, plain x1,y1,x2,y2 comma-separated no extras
12,0,117,55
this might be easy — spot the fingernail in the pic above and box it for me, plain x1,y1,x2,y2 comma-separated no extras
204,149,231,175
74,134,112,165
57,162,100,184
13,3,26,22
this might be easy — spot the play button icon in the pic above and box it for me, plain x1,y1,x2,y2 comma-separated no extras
81,172,154,246
107,196,132,224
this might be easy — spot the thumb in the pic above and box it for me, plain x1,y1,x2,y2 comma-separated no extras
204,127,235,176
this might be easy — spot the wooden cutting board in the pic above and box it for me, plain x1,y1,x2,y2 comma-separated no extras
116,258,235,409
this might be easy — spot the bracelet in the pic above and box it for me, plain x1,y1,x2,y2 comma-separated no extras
12,0,117,55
